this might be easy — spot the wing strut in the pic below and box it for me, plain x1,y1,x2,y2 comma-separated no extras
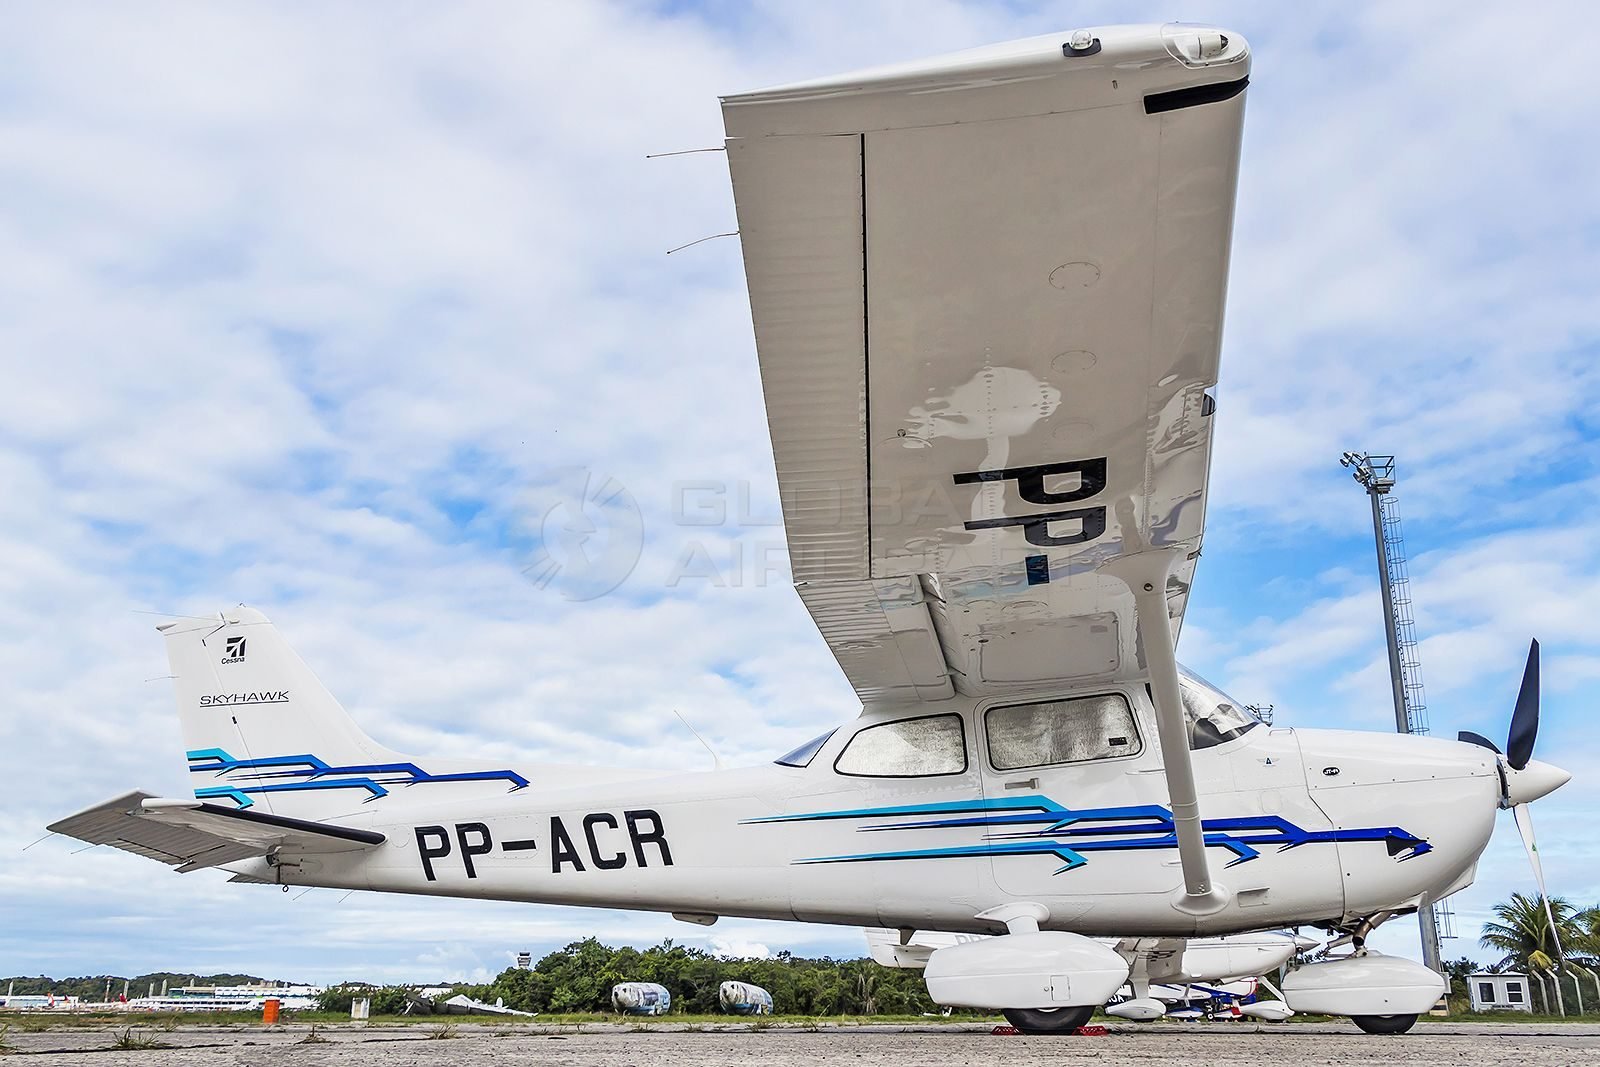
1100,548,1229,914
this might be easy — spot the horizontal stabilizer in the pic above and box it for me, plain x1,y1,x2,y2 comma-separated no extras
48,791,385,873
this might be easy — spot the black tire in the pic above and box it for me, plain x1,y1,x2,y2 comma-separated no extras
1002,1005,1096,1034
1351,1013,1418,1035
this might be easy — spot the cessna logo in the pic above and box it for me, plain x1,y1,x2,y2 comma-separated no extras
954,457,1108,547
199,691,290,707
221,636,247,664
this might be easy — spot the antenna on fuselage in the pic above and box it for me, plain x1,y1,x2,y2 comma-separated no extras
673,709,724,771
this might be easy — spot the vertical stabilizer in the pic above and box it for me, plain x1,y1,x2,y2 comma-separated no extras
161,606,528,819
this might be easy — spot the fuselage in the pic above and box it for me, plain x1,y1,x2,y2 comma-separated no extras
231,684,1502,938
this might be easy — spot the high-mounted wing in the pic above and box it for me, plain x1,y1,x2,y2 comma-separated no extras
724,25,1249,703
48,791,384,874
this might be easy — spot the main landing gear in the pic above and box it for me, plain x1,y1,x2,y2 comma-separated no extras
1001,1005,1096,1034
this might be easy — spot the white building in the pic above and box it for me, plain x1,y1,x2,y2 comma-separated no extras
1467,972,1532,1013
127,984,322,1013
0,995,80,1011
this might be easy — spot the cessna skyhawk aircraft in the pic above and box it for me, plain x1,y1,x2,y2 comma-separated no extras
52,24,1571,1036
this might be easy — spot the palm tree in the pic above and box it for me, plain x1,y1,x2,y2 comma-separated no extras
1481,893,1589,1014
1481,892,1578,969
851,961,880,1015
1574,906,1600,965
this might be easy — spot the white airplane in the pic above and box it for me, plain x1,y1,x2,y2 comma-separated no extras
865,927,1308,1022
51,24,1571,1038
406,991,537,1018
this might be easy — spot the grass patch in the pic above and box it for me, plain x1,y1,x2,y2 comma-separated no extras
0,1011,266,1031
428,1023,459,1040
0,1023,14,1055
299,1025,330,1044
1417,1011,1596,1024
112,1027,171,1050
0,1010,1002,1035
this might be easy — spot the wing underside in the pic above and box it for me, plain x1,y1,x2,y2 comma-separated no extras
724,25,1249,702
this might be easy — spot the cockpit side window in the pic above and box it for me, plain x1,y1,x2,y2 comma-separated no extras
985,693,1142,770
774,729,837,768
833,714,967,778
1178,667,1262,750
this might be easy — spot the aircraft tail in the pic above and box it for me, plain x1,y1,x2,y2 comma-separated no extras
160,606,528,819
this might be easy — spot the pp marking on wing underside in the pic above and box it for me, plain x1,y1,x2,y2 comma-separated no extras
186,749,529,809
743,795,1429,874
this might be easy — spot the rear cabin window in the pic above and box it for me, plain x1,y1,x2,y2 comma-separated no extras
834,714,967,778
985,693,1141,771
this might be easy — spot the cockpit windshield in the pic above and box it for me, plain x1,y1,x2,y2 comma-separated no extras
1178,667,1262,750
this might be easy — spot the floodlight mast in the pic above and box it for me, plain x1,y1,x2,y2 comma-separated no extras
1339,450,1445,976
1340,453,1407,736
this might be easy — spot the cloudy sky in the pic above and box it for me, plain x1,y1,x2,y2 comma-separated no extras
2,1,1596,985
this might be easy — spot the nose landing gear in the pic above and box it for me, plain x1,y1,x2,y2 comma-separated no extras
1350,1013,1419,1035
1281,932,1443,1035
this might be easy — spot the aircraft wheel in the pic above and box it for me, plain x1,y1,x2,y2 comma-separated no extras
1351,1013,1418,1035
1001,1005,1096,1034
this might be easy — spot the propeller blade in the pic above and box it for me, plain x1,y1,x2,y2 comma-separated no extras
1457,730,1501,754
1512,802,1568,963
1506,639,1540,770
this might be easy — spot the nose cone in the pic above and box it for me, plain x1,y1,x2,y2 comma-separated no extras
1504,759,1572,806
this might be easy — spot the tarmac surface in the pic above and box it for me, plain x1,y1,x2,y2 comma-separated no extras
5,1020,1600,1066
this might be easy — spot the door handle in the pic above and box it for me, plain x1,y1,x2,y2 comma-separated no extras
1004,777,1039,790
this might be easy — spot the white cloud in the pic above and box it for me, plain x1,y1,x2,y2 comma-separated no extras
709,937,772,961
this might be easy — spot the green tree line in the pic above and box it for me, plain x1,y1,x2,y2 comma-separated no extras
319,938,944,1016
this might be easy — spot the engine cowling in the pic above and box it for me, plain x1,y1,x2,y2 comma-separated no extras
924,930,1131,1010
